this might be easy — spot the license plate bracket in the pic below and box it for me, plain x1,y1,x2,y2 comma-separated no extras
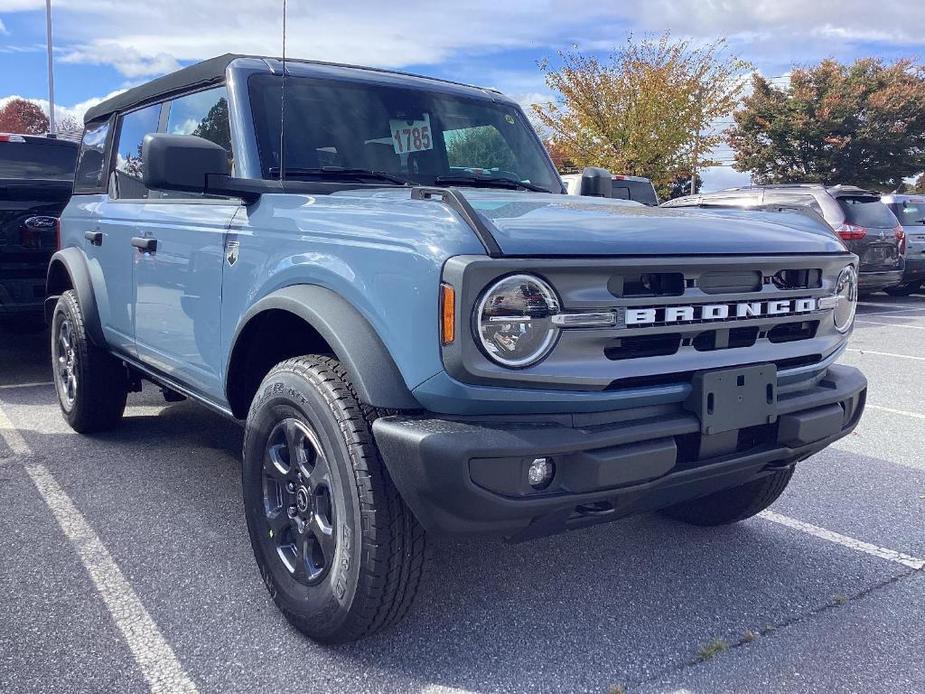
686,364,778,435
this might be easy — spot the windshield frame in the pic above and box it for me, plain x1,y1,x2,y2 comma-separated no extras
246,72,564,194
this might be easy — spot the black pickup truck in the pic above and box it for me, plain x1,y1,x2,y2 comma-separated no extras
1,134,78,326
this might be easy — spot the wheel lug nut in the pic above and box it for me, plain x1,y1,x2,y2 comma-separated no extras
286,482,295,492
287,505,297,517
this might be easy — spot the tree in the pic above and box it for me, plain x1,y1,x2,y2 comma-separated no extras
192,98,231,152
532,33,751,199
544,139,579,173
0,98,49,134
727,59,925,192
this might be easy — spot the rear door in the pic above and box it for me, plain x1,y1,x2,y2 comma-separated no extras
835,195,902,272
128,87,239,400
0,137,76,314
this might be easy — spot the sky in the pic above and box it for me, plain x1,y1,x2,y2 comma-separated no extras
1,0,922,191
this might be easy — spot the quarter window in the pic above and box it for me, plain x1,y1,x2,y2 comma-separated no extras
114,103,162,199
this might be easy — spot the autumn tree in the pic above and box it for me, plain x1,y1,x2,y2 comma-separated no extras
0,98,49,134
532,33,751,198
728,58,925,191
544,139,579,173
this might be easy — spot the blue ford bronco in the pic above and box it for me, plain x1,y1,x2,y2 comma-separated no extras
48,54,867,643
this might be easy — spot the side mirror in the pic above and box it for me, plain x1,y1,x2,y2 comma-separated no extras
142,133,229,195
579,167,614,198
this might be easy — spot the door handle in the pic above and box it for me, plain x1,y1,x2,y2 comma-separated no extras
131,237,157,253
84,231,103,246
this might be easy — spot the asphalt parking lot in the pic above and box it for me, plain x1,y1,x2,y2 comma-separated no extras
1,296,923,694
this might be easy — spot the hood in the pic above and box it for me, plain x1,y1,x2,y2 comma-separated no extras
456,189,847,256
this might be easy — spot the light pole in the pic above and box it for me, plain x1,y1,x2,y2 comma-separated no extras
45,0,56,134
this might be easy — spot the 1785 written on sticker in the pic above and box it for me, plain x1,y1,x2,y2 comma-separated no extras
390,114,433,154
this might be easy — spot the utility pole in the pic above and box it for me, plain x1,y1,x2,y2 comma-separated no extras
690,131,699,196
45,0,56,134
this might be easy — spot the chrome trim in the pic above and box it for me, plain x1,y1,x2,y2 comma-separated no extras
550,312,617,328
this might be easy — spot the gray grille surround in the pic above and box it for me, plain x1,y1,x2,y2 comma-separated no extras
441,253,857,392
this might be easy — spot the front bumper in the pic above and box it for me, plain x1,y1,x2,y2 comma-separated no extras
858,269,903,292
373,364,866,539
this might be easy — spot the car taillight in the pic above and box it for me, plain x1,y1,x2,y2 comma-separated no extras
833,223,867,241
0,133,26,143
894,224,907,255
55,218,61,250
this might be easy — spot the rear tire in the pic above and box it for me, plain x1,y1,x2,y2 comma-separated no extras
884,282,921,297
659,467,794,526
242,355,426,643
51,290,127,433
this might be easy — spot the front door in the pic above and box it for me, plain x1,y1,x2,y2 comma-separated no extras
106,86,240,401
132,199,240,398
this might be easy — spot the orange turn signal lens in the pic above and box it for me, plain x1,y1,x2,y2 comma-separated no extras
440,283,456,345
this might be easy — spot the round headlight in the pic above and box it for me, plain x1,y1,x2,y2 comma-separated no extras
476,274,560,367
833,265,858,333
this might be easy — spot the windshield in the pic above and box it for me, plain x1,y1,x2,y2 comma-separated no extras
249,74,562,193
0,140,77,181
888,201,925,226
837,196,898,229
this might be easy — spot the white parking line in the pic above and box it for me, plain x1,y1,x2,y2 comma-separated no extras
759,511,925,571
0,404,198,694
856,319,925,330
846,348,925,362
0,381,54,389
858,302,925,312
867,404,925,421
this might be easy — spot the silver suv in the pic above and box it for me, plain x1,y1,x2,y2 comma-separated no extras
663,184,904,294
881,193,925,295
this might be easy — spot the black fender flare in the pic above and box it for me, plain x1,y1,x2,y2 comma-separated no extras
45,248,105,346
229,285,420,410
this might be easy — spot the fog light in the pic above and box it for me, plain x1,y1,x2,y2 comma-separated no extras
527,457,554,490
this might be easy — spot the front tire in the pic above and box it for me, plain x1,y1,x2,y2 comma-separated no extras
242,355,426,643
659,467,794,526
51,290,128,433
884,282,921,297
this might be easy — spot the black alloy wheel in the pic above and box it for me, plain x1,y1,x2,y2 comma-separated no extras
262,418,337,585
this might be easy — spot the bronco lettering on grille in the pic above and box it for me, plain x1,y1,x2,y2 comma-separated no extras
625,297,819,326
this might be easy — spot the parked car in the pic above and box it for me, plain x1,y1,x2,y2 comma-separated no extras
47,54,866,643
663,184,904,294
0,133,78,326
562,169,659,205
881,193,925,295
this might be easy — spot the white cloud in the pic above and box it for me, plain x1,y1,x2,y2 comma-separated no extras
620,0,924,46
0,1,624,78
0,18,7,34
0,88,125,129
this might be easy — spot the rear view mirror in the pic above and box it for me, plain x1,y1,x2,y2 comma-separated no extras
142,133,229,195
579,167,613,197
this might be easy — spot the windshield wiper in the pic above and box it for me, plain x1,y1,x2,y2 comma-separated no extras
268,166,412,186
433,175,550,193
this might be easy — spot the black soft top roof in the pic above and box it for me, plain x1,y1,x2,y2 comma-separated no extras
84,54,240,124
84,53,505,126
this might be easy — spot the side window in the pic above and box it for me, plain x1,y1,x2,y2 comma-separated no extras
162,87,233,199
74,120,111,194
165,86,232,154
444,125,517,175
114,103,162,199
764,191,821,213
